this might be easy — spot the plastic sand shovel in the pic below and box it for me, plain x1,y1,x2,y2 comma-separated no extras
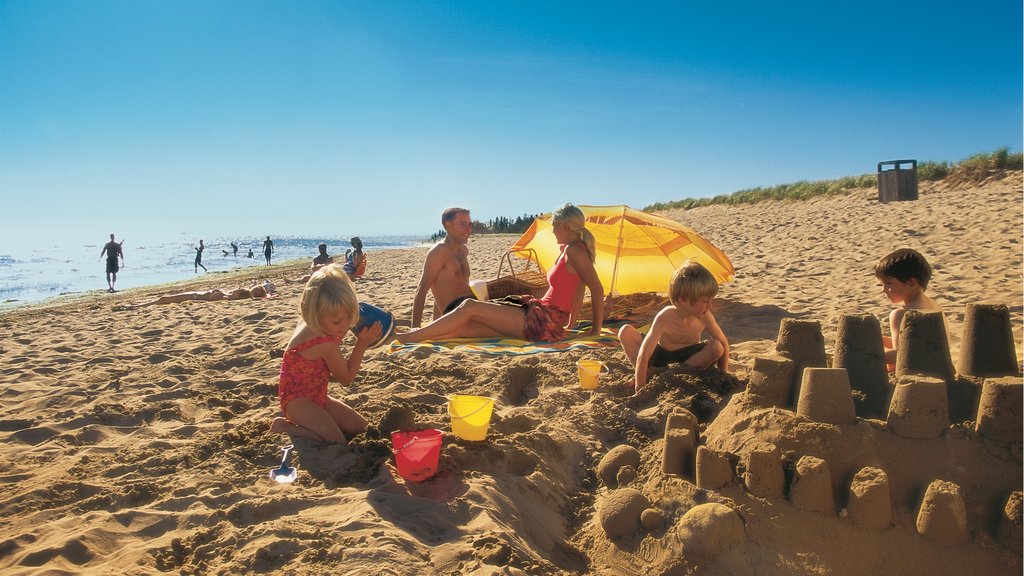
269,444,297,483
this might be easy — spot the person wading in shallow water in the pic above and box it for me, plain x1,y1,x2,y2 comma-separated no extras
100,233,125,292
263,236,274,265
195,240,208,273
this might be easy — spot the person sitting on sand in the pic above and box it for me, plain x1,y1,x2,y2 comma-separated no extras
397,204,604,343
411,207,476,328
875,248,943,371
271,264,380,444
117,281,277,309
312,243,333,271
342,237,365,279
617,260,729,392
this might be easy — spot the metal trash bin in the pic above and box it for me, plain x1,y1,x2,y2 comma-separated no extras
877,159,918,202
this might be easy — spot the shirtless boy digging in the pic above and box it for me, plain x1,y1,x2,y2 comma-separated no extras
618,260,729,392
411,207,476,328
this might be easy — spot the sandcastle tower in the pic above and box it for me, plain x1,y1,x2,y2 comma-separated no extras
743,444,784,499
663,409,698,477
886,375,949,439
958,303,1020,378
746,355,795,408
788,455,834,514
776,319,828,405
696,446,734,491
796,368,857,425
847,467,892,530
975,376,1024,442
895,310,955,384
916,479,969,546
833,313,890,418
997,491,1022,554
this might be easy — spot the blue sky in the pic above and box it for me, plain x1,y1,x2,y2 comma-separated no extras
1,0,1021,241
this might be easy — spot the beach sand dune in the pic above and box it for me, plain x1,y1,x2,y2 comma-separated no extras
0,173,1020,575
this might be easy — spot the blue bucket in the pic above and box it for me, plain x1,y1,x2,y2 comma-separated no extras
352,302,396,348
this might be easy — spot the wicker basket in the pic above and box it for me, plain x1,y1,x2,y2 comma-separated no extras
486,249,549,300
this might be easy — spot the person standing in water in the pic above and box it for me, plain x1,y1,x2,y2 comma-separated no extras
195,240,208,273
231,242,239,257
263,236,274,265
100,233,125,292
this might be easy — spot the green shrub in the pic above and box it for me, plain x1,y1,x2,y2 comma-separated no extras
645,149,1020,212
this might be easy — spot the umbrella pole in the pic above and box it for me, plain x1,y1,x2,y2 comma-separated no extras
604,206,627,319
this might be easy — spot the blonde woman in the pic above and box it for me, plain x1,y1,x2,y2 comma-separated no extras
396,204,604,343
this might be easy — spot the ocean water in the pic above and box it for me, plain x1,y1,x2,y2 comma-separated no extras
0,235,426,309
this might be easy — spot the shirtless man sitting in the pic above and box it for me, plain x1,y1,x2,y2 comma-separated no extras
412,207,475,328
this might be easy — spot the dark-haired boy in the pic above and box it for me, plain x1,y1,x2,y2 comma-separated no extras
875,248,943,368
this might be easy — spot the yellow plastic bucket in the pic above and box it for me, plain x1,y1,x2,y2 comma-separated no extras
448,395,495,441
576,359,607,390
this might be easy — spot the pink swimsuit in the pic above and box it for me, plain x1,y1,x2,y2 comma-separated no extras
278,334,339,412
522,243,583,341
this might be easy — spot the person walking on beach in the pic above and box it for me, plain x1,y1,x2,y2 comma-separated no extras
263,236,274,265
100,233,124,292
195,240,208,273
231,242,238,257
411,207,476,328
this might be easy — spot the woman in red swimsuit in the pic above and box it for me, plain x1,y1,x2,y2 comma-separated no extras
271,264,382,444
396,204,604,343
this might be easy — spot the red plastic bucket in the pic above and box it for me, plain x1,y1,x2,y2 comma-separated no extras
391,429,442,482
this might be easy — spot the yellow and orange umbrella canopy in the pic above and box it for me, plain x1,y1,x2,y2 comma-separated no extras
508,205,733,295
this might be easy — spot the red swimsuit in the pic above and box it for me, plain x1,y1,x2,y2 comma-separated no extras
278,334,339,412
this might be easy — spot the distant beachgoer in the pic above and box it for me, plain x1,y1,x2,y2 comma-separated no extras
398,204,604,343
116,281,278,309
284,243,335,285
263,236,274,265
100,233,125,292
231,242,239,257
270,264,379,444
195,240,208,273
875,248,944,371
222,250,229,257
247,248,255,258
342,237,365,279
618,260,729,392
312,243,333,271
411,208,475,328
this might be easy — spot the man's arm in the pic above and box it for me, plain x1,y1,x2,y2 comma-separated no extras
411,247,443,328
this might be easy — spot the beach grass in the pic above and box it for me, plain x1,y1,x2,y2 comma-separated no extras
645,148,1023,212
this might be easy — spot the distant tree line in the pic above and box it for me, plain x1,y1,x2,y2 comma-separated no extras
430,213,539,242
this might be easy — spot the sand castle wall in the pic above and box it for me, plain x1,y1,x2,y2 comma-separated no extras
958,303,1020,378
833,313,890,418
776,319,828,405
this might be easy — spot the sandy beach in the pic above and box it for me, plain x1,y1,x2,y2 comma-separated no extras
1,172,1021,575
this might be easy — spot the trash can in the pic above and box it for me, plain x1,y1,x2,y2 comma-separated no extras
877,160,918,203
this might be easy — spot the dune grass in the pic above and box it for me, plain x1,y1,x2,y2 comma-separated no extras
645,148,1022,212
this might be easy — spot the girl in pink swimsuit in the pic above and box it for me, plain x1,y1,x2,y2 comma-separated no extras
396,204,605,343
270,264,382,444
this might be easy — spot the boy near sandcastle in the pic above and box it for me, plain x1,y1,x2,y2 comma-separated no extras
618,260,729,391
875,248,943,368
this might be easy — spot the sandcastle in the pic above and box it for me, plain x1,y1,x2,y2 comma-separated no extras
833,313,890,417
746,354,795,408
886,375,950,439
846,467,893,530
958,303,1020,378
776,319,828,405
975,376,1024,442
895,309,956,383
916,480,969,546
796,368,857,425
742,444,784,499
788,455,834,514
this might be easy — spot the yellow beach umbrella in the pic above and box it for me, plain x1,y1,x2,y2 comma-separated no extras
508,205,733,295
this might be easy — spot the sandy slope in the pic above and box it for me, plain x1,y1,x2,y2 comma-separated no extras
0,173,1020,575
